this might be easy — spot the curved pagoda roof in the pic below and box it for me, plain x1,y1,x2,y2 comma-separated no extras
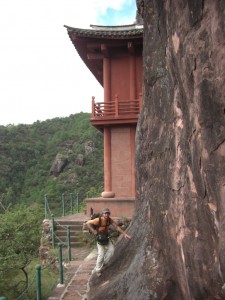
64,24,143,85
64,24,143,39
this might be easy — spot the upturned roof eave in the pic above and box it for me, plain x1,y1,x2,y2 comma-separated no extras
66,30,103,86
64,24,143,86
64,24,143,39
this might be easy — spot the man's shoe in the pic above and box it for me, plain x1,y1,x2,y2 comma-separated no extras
91,269,101,277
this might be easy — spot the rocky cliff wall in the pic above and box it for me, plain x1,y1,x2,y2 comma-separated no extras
88,1,225,299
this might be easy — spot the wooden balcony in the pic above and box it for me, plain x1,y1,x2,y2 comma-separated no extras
91,94,142,129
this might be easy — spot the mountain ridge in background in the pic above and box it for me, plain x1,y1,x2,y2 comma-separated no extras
0,112,103,213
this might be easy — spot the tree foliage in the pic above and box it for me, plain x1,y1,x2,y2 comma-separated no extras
0,204,43,298
0,113,104,211
0,113,104,297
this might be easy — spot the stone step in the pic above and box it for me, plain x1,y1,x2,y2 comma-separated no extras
55,224,83,231
55,235,80,242
54,219,85,247
54,240,84,248
55,230,77,237
55,220,85,226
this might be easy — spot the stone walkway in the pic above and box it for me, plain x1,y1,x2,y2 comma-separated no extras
48,246,97,300
48,213,97,300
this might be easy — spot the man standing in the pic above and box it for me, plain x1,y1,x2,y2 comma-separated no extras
86,208,131,276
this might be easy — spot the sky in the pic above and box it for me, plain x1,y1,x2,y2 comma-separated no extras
0,0,137,126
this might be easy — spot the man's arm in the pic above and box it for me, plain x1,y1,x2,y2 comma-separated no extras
111,220,131,239
86,220,98,235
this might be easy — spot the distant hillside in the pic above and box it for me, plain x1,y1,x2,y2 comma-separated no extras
0,113,103,212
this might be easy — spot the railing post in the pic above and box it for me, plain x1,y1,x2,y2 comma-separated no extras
58,243,64,285
70,193,73,214
67,225,71,262
44,194,48,219
62,193,65,217
139,92,142,112
51,214,55,248
115,94,119,117
35,264,41,300
77,193,79,213
92,96,95,117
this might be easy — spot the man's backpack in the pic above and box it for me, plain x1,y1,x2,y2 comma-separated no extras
96,231,109,245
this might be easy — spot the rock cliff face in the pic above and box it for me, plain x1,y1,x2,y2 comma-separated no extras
88,1,225,299
49,153,68,175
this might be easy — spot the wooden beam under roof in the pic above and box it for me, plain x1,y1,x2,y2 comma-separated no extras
128,42,135,55
87,53,103,60
101,44,110,57
87,39,142,49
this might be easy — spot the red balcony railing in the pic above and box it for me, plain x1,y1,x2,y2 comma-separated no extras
91,94,142,119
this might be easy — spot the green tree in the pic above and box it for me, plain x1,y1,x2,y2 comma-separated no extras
0,112,103,210
0,204,43,298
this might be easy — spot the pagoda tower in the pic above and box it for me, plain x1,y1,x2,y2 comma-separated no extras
65,23,143,218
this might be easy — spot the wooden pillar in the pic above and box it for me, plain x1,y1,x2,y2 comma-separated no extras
103,52,111,102
104,127,111,192
130,126,136,197
129,55,136,100
101,50,115,198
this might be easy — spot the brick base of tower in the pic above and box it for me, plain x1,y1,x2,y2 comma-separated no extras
85,197,135,218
